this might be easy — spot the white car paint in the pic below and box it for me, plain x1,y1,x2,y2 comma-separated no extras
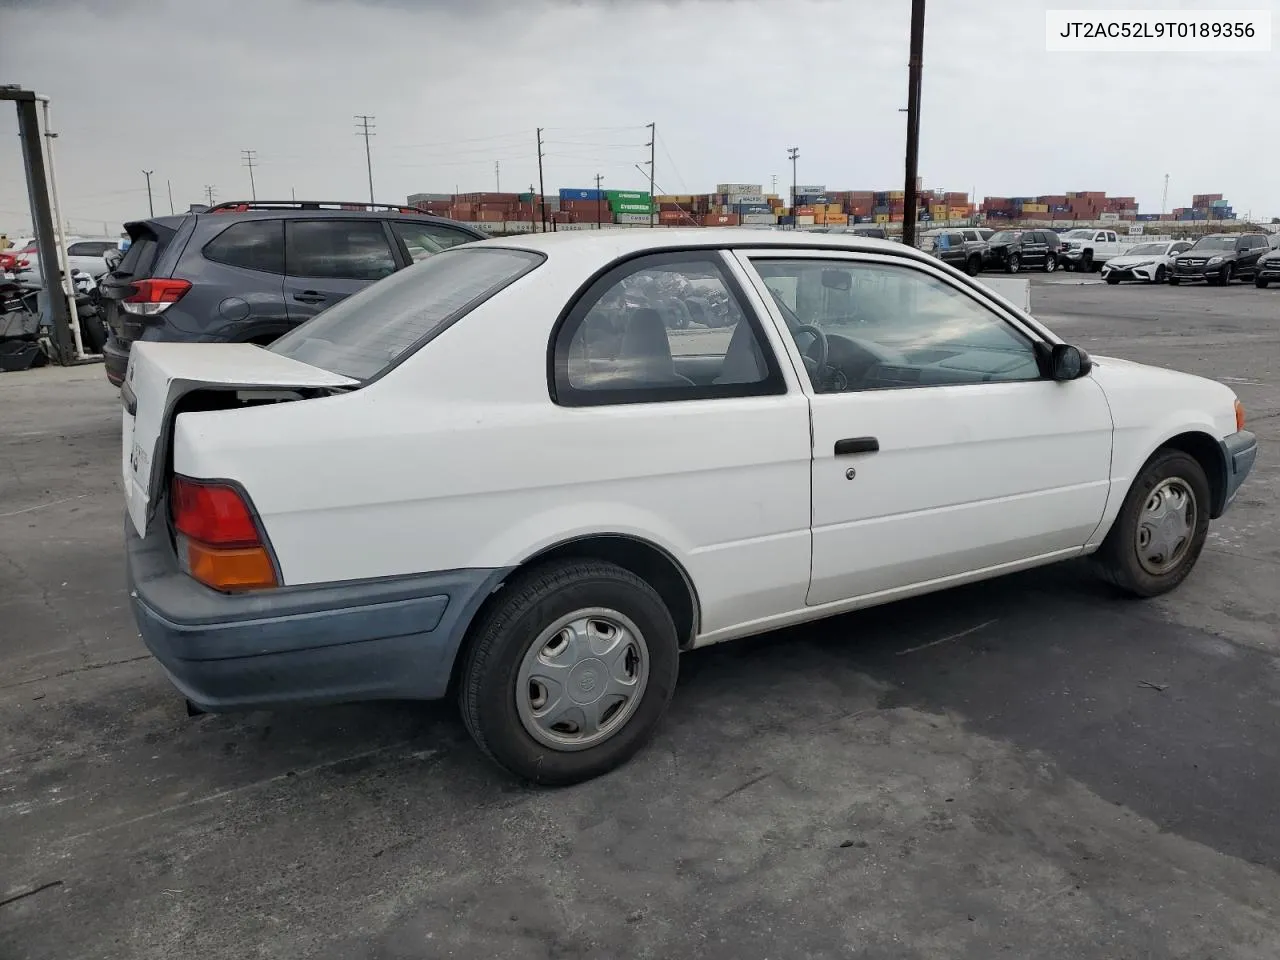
1101,241,1193,283
127,228,1245,649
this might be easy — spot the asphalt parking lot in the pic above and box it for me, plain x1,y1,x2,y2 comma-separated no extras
3,278,1278,960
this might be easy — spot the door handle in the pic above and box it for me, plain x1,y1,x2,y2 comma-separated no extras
834,437,880,456
293,291,327,304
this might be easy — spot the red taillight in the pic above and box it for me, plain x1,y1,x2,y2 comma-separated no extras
171,476,277,591
122,278,191,316
172,476,260,546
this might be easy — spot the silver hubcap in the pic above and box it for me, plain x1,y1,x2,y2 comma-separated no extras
1046,257,1056,272
1009,257,1019,272
1135,477,1197,575
515,608,649,752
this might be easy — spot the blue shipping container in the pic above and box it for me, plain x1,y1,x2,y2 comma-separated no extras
1136,214,1161,222
777,215,796,226
560,188,603,201
795,194,828,205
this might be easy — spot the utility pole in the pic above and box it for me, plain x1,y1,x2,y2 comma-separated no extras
787,147,799,229
291,186,297,202
646,122,656,227
529,183,538,233
166,178,174,215
901,0,926,248
142,169,154,217
495,160,501,192
595,173,604,229
1161,173,1169,216
355,114,376,204
536,127,547,232
241,149,258,201
204,184,217,206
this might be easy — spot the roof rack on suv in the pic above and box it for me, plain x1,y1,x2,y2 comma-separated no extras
206,200,423,215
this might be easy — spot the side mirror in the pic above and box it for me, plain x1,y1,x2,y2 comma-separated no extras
1049,343,1091,381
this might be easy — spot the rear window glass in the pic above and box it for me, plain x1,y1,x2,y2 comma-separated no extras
269,246,543,381
115,235,157,277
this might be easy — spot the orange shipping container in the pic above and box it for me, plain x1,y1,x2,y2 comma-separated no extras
823,212,849,225
704,213,740,226
796,205,815,216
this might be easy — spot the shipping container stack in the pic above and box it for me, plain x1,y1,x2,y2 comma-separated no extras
1180,193,1235,222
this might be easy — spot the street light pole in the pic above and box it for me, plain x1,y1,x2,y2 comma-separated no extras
142,169,154,217
901,0,926,248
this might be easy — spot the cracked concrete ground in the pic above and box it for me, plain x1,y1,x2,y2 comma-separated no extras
2,281,1278,959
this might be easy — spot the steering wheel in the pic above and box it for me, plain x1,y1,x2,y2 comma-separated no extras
793,324,828,369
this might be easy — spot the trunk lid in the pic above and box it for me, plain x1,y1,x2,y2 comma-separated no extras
122,342,357,537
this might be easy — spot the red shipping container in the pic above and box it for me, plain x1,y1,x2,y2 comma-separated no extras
704,213,739,226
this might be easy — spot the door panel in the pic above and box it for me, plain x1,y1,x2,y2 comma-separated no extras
737,252,1114,607
283,219,398,322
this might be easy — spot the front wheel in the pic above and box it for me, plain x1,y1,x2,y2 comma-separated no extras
458,559,679,785
1169,277,1181,286
1217,264,1233,286
1258,278,1270,289
1044,255,1058,273
1007,254,1021,274
1153,266,1166,283
1081,252,1095,273
1105,274,1121,285
1091,449,1210,598
966,255,981,276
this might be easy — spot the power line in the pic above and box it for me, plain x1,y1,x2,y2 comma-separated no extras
241,149,258,201
355,114,376,204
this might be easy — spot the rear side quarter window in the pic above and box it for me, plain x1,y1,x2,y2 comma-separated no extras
202,220,285,274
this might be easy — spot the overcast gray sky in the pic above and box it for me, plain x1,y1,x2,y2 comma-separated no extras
1,0,1276,235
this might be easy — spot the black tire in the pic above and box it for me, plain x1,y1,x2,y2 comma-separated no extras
1169,277,1181,286
1091,449,1211,598
1007,254,1020,274
966,255,981,276
1044,255,1058,273
1154,266,1166,283
1105,275,1121,285
458,559,679,785
1258,278,1270,289
1081,251,1094,273
1217,264,1233,286
77,306,108,353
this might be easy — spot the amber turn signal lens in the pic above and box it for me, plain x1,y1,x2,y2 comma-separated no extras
1235,399,1246,432
184,539,278,592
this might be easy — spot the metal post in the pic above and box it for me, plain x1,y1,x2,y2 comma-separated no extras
536,128,547,233
40,97,86,358
2,88,75,363
595,173,603,229
167,178,175,215
142,169,154,217
647,122,656,227
901,0,926,248
787,147,799,230
529,184,538,233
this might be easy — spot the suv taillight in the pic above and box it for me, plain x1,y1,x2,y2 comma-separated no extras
171,476,277,591
122,278,191,316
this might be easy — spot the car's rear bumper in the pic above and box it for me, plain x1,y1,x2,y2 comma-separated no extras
1217,430,1258,516
126,518,506,711
103,333,129,386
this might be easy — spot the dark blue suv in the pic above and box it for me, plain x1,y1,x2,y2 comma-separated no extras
100,201,486,386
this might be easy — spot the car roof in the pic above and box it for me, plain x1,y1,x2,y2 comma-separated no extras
479,227,933,263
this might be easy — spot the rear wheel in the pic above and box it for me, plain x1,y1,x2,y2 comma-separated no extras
966,255,981,276
1092,449,1210,598
1217,264,1234,286
1007,254,1021,274
1044,255,1058,273
458,559,680,785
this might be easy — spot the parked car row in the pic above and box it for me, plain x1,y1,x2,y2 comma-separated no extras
925,226,1280,290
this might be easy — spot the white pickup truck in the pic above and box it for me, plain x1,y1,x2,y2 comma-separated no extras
1058,228,1127,272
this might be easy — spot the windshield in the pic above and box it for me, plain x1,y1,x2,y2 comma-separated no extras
270,246,543,381
989,231,1020,243
1127,243,1168,256
1191,236,1237,252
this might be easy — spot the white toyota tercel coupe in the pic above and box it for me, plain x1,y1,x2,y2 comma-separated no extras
122,229,1257,784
